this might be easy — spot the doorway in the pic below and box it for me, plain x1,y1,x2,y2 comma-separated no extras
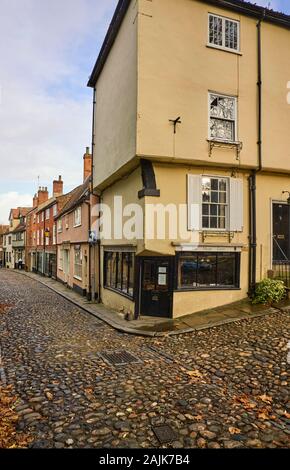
272,202,290,263
140,257,173,318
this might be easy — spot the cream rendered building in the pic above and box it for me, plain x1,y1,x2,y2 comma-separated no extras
88,0,290,319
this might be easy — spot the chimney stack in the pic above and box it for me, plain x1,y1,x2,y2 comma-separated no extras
37,187,49,205
83,147,92,182
53,175,63,197
33,193,38,208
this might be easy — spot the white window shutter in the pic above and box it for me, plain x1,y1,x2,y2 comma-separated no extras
229,178,243,232
187,175,202,231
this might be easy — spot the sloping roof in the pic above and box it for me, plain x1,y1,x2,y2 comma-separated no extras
36,196,56,214
55,176,91,220
0,225,9,235
9,207,32,220
87,0,290,87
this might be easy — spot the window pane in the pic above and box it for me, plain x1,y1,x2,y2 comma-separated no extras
211,179,218,191
117,253,122,290
219,179,227,191
179,256,197,288
202,216,209,228
210,118,234,141
209,15,222,46
128,254,135,297
210,204,218,216
210,217,218,229
218,217,226,229
218,205,226,217
197,254,217,286
211,192,218,203
217,254,236,286
219,191,227,203
111,253,117,288
210,95,235,120
122,253,129,294
202,204,209,215
202,191,210,203
225,20,238,50
105,252,134,297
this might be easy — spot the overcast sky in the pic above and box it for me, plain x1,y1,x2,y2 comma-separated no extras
0,0,289,224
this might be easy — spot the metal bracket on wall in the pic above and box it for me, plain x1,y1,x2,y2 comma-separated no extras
208,140,243,161
202,231,235,243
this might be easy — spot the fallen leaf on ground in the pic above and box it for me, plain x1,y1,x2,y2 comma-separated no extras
229,427,241,435
257,411,275,420
235,395,257,409
258,394,273,404
0,386,33,448
185,369,203,379
45,391,53,401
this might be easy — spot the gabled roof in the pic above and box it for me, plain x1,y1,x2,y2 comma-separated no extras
55,176,91,220
9,207,31,220
87,0,290,88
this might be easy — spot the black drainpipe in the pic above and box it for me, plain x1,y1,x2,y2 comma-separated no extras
248,10,265,297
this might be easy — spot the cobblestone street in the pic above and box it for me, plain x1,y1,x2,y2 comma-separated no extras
0,269,289,449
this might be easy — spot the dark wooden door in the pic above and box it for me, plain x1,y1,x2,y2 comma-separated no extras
273,203,290,262
140,258,173,318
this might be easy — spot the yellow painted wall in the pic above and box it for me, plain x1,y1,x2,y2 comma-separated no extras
100,166,145,253
101,284,135,316
93,0,138,189
144,163,249,254
93,0,290,191
136,0,290,172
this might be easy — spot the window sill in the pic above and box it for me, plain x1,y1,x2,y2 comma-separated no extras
74,275,82,281
104,286,134,301
207,138,241,146
73,224,82,228
206,44,242,56
175,287,241,292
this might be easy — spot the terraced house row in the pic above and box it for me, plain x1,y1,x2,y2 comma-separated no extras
2,148,98,300
2,0,290,320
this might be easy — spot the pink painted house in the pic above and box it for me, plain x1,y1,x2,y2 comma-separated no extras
55,149,97,299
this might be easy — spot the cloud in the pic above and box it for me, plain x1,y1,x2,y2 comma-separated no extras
0,0,117,221
0,192,32,224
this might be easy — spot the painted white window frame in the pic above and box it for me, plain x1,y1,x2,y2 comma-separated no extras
53,205,57,217
57,219,63,233
59,249,63,271
187,174,243,233
201,176,230,231
74,246,82,280
45,208,50,220
208,13,240,53
74,206,82,227
208,92,238,143
53,224,56,245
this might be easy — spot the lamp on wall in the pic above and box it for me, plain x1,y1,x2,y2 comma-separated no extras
282,191,290,205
